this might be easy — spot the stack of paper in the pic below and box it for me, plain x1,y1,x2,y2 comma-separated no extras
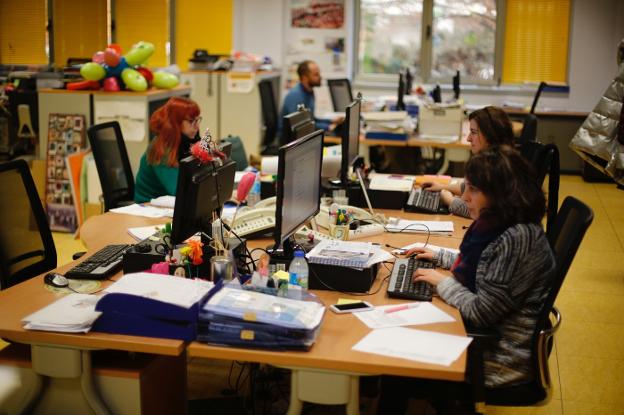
150,195,176,208
362,111,411,140
369,173,416,192
306,240,374,268
22,294,101,333
127,225,166,241
110,204,174,218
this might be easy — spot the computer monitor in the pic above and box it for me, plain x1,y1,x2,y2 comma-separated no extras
396,71,406,111
170,156,237,246
327,78,354,112
452,70,461,100
280,108,315,147
340,99,362,185
273,129,325,258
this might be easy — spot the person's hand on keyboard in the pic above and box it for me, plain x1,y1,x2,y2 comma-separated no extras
439,189,454,206
412,268,447,287
404,247,435,261
421,182,445,192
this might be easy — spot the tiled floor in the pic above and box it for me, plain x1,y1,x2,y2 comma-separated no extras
20,175,624,413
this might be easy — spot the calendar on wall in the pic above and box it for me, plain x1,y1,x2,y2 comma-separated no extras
45,114,85,233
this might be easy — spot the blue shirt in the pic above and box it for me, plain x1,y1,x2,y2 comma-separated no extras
279,83,315,131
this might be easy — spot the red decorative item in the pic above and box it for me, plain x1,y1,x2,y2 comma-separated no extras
102,76,121,92
190,140,226,164
187,240,204,266
136,66,154,83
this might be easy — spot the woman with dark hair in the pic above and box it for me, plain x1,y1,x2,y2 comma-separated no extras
134,97,202,202
423,106,515,217
377,146,555,414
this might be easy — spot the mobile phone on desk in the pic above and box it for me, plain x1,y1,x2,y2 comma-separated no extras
329,301,374,314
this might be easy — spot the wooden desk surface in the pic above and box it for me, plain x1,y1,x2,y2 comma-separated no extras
1,210,471,377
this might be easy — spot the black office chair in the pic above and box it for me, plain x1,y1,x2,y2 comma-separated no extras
520,141,560,233
258,79,280,155
87,121,135,211
327,78,354,112
519,113,538,144
468,196,593,414
0,159,57,289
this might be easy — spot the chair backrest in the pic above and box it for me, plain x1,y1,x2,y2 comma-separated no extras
532,196,593,389
258,79,279,151
519,114,538,143
327,78,354,112
87,121,135,212
220,135,248,170
0,159,57,289
520,141,560,233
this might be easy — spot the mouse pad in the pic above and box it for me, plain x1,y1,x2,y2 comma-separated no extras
44,280,101,294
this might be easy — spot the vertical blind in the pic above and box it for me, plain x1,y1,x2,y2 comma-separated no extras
53,0,108,67
115,0,169,67
0,0,48,65
502,0,571,84
175,0,232,71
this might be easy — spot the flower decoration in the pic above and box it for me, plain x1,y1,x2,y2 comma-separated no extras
191,129,226,164
186,240,204,266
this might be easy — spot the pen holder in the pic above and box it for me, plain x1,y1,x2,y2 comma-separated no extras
210,256,233,283
329,224,349,240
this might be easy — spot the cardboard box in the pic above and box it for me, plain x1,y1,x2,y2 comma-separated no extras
419,104,463,141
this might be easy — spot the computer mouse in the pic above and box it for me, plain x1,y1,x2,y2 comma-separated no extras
44,272,69,288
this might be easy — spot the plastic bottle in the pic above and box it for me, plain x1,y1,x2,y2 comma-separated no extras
288,249,309,290
246,171,261,207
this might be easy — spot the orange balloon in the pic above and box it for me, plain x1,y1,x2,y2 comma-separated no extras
104,48,121,67
107,43,122,55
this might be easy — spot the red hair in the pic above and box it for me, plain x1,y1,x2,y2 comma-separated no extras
147,97,200,166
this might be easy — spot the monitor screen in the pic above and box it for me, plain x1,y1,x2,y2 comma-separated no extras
328,79,353,112
171,156,237,246
281,109,314,147
274,129,324,255
340,99,361,184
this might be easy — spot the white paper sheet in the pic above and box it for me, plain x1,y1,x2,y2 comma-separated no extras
94,100,146,142
385,219,454,234
150,195,176,208
110,204,174,218
354,302,455,329
22,294,101,333
368,173,416,192
127,225,166,241
352,327,472,367
104,273,213,309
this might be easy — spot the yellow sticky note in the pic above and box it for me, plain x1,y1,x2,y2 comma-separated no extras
275,270,290,280
337,298,363,305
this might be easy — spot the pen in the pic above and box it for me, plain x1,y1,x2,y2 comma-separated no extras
384,303,420,314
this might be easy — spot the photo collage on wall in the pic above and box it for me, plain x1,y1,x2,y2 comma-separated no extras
45,114,85,232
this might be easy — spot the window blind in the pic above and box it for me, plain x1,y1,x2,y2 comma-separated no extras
502,0,571,84
0,0,47,65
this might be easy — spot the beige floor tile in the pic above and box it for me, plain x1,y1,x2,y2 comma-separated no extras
558,355,624,404
556,320,624,359
555,291,624,324
561,267,624,295
52,232,86,267
562,399,624,415
486,400,562,415
571,249,624,269
579,220,622,252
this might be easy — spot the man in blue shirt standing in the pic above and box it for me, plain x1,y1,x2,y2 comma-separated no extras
281,60,321,123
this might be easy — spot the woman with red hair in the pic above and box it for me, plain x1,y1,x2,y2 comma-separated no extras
134,97,202,202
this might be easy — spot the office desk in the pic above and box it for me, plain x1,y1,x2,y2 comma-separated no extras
326,123,471,174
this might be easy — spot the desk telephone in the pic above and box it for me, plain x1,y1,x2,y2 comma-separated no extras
228,197,277,238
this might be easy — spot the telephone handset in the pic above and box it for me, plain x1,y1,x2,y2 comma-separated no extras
315,204,376,229
228,197,277,238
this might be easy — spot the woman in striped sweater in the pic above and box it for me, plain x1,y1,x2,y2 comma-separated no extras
377,145,556,414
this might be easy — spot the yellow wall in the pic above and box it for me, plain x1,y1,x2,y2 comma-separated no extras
175,0,232,70
115,0,169,67
0,0,47,64
53,0,108,67
502,0,570,84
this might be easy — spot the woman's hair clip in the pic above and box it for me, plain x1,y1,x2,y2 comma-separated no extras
190,128,226,164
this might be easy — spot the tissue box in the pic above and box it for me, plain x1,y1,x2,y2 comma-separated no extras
419,105,463,140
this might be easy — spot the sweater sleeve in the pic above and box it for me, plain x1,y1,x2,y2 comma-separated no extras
449,197,471,218
436,226,532,328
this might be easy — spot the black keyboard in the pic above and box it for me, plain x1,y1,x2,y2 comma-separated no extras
405,188,448,214
65,244,133,280
387,257,434,301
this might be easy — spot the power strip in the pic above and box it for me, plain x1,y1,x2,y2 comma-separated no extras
349,223,385,239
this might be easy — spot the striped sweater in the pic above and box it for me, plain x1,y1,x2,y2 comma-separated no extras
434,223,555,387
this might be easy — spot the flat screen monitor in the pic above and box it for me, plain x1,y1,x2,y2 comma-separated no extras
328,78,353,112
340,99,361,185
397,71,406,111
452,70,461,100
273,129,325,258
171,156,237,246
280,108,314,147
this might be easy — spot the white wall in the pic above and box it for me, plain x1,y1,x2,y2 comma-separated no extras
233,0,624,113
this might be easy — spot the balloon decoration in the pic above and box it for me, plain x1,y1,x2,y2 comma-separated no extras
68,41,179,92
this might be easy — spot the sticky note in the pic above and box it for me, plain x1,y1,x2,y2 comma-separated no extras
275,270,290,281
337,298,363,305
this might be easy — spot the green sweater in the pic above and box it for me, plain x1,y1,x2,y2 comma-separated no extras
134,152,179,203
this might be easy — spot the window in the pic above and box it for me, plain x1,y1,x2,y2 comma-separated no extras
356,0,570,85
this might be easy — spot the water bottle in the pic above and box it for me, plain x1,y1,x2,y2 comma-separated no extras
289,249,309,290
246,171,261,207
